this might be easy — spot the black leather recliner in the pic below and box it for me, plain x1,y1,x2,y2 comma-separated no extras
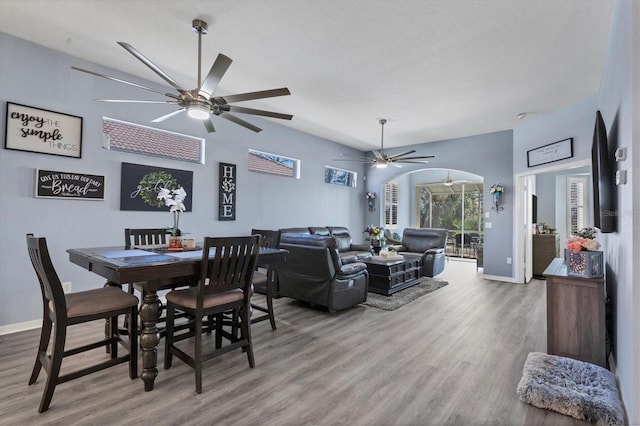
278,233,368,313
281,226,372,264
390,228,447,277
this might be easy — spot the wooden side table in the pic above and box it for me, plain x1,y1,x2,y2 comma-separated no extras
543,258,606,367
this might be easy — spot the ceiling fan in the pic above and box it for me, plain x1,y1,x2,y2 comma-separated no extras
72,19,292,133
334,119,434,168
424,170,469,186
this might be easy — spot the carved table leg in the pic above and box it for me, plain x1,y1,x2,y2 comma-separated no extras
139,288,161,391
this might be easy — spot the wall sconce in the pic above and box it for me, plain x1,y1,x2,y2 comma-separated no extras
366,191,376,212
490,183,504,213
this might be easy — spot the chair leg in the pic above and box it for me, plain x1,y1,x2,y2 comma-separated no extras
241,305,255,368
266,272,277,331
128,306,138,379
163,302,175,370
109,316,118,358
29,316,52,385
194,315,203,394
215,314,223,349
38,321,66,413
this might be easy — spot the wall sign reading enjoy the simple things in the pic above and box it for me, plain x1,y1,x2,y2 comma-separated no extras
35,169,105,200
5,102,82,158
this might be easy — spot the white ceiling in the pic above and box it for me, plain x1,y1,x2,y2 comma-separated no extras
0,0,615,152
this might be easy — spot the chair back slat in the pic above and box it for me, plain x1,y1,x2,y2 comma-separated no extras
26,234,66,315
125,228,170,249
251,229,281,249
198,236,260,300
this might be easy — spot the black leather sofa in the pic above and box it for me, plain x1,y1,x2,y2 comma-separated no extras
277,233,368,313
388,228,447,277
280,226,372,264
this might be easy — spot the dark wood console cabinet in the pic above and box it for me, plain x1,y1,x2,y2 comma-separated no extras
533,234,559,276
543,258,606,367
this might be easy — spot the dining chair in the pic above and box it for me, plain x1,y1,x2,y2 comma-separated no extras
164,235,260,394
26,234,138,413
250,229,281,330
124,228,195,337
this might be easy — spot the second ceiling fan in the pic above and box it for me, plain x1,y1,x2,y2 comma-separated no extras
335,119,434,168
72,18,292,133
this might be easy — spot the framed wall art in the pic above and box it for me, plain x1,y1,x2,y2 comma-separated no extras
527,138,573,167
35,169,105,200
5,102,82,158
120,162,193,211
219,162,236,221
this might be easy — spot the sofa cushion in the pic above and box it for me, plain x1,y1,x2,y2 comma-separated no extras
327,226,353,251
280,227,311,235
309,227,331,237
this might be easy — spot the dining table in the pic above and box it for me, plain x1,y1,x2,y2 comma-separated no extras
67,244,287,391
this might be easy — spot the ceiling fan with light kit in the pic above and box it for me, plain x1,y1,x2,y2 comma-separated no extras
334,119,435,168
72,18,292,133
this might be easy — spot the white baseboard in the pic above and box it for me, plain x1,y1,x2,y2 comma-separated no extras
481,273,519,283
0,319,41,336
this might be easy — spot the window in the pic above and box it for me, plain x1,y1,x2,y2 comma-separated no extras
383,181,399,228
324,166,357,187
102,117,204,163
567,176,586,236
248,149,300,178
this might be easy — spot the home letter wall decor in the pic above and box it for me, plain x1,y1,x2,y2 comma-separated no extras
219,162,236,221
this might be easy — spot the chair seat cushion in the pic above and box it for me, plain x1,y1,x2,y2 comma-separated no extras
65,287,138,318
166,288,244,310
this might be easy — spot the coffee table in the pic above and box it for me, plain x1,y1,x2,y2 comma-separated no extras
363,254,422,296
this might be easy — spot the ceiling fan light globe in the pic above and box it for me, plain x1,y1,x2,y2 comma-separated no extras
443,180,453,187
375,161,388,169
187,103,210,120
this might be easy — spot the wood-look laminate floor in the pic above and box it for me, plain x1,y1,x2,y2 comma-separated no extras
0,260,591,425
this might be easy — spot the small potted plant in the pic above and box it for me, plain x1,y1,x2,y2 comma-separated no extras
565,227,603,278
157,186,187,250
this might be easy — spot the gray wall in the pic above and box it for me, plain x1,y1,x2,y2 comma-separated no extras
513,0,639,420
595,0,639,421
365,130,514,278
0,33,367,327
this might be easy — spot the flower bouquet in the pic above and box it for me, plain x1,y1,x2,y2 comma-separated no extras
157,186,187,249
565,227,603,278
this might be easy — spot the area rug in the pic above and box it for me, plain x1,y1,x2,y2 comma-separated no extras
517,352,624,426
364,277,448,311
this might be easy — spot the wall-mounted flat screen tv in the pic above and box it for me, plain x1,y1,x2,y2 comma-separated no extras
591,111,615,233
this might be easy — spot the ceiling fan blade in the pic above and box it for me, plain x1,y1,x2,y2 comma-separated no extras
372,150,384,160
217,88,291,104
117,42,190,97
337,153,373,160
388,150,416,159
391,163,404,168
228,106,293,120
151,109,185,123
198,54,233,98
392,160,431,164
333,159,374,163
393,155,436,160
72,67,181,100
98,99,178,104
204,118,216,133
219,112,262,132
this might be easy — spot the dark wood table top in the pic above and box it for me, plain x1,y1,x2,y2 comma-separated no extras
67,245,288,285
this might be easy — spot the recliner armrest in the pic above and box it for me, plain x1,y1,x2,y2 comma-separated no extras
350,243,372,252
426,248,445,255
389,244,407,252
339,262,367,275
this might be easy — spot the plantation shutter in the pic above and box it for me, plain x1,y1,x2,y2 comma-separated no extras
384,181,399,227
567,176,586,236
